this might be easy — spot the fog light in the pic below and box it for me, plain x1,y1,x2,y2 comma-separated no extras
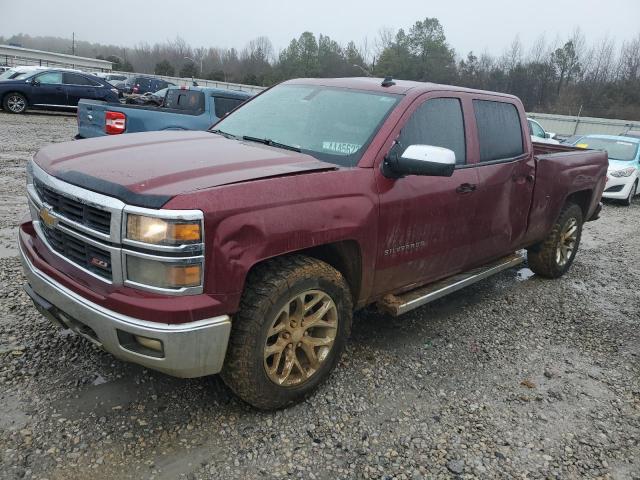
134,335,163,353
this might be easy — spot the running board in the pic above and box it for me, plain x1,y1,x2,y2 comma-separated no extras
377,253,525,317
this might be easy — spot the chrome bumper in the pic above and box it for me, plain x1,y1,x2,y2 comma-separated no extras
20,244,231,378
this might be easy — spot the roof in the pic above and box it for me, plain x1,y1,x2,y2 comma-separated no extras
284,77,520,100
167,85,252,98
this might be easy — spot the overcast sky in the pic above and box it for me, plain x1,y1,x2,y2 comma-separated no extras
1,0,638,57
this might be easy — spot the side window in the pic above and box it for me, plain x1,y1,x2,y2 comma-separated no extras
398,98,466,165
473,100,524,162
35,72,62,84
214,96,245,118
63,73,94,86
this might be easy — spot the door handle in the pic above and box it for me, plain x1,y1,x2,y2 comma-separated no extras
456,183,477,194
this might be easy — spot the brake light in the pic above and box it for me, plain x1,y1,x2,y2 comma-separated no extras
105,111,126,135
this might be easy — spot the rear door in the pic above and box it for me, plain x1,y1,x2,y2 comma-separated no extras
467,97,535,263
30,71,66,106
373,93,480,296
63,73,98,106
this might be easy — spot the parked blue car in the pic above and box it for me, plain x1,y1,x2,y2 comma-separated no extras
76,86,252,138
0,69,119,114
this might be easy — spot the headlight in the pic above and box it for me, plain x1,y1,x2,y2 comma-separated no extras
126,255,202,289
126,214,201,245
609,167,636,178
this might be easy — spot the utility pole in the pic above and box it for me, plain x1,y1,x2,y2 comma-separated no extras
72,32,75,56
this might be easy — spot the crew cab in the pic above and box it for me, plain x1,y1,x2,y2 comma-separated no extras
76,87,251,138
19,78,607,409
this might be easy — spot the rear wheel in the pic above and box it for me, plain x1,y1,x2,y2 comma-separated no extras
527,203,583,278
622,180,637,206
221,255,352,410
2,92,27,114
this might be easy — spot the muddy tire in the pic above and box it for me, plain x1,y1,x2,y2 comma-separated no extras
527,203,583,279
622,180,637,206
220,255,352,410
2,92,27,114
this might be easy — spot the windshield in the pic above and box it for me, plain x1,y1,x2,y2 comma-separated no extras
0,69,17,80
212,84,401,166
576,137,639,161
13,72,32,80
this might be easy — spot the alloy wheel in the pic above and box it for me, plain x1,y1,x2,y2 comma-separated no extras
263,289,338,386
7,95,26,113
556,217,578,266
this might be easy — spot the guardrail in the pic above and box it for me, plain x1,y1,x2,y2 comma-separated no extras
110,70,267,94
527,112,640,137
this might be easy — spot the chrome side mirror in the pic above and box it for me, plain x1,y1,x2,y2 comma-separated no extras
383,144,456,178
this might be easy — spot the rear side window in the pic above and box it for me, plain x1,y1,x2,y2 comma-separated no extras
398,98,466,165
63,73,94,86
164,90,205,113
214,96,245,118
473,100,524,162
136,77,151,89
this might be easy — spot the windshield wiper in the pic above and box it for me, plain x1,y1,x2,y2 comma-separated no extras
209,129,237,139
242,135,301,153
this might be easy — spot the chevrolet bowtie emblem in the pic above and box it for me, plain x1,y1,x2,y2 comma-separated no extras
39,206,58,229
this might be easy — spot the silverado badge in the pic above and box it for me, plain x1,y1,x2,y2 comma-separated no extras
39,206,57,229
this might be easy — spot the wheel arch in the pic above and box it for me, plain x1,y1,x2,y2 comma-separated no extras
244,240,363,307
564,189,593,219
1,90,29,111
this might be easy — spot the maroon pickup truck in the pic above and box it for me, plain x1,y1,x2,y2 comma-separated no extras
19,77,607,409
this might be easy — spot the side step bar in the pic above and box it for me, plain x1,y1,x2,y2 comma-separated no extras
377,252,525,317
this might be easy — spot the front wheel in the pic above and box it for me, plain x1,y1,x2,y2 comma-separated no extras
221,255,352,410
2,93,27,114
527,203,583,278
622,180,638,206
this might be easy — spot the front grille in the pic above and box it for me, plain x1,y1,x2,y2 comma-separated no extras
35,179,111,234
41,223,113,280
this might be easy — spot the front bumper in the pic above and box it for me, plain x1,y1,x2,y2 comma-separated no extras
602,174,637,200
20,243,231,378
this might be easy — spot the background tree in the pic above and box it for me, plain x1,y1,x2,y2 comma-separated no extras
154,60,175,76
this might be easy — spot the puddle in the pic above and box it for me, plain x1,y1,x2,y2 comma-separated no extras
516,268,535,281
91,374,108,386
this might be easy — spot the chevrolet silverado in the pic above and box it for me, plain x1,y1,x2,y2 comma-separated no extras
20,77,607,409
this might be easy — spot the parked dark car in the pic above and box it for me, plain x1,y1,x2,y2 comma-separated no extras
0,69,119,114
123,76,176,95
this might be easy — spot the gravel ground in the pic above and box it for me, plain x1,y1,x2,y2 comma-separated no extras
0,110,639,480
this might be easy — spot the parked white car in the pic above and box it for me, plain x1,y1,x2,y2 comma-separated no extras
528,118,559,145
575,135,640,206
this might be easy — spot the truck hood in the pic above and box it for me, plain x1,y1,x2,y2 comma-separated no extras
34,130,338,208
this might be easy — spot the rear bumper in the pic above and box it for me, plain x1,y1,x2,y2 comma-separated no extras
20,242,231,378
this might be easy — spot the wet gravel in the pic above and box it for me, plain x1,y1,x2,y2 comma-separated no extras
1,110,639,480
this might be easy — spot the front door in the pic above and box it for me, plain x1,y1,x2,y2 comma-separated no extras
30,71,66,106
373,94,480,297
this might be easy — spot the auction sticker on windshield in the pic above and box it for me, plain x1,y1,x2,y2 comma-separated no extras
322,142,362,155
